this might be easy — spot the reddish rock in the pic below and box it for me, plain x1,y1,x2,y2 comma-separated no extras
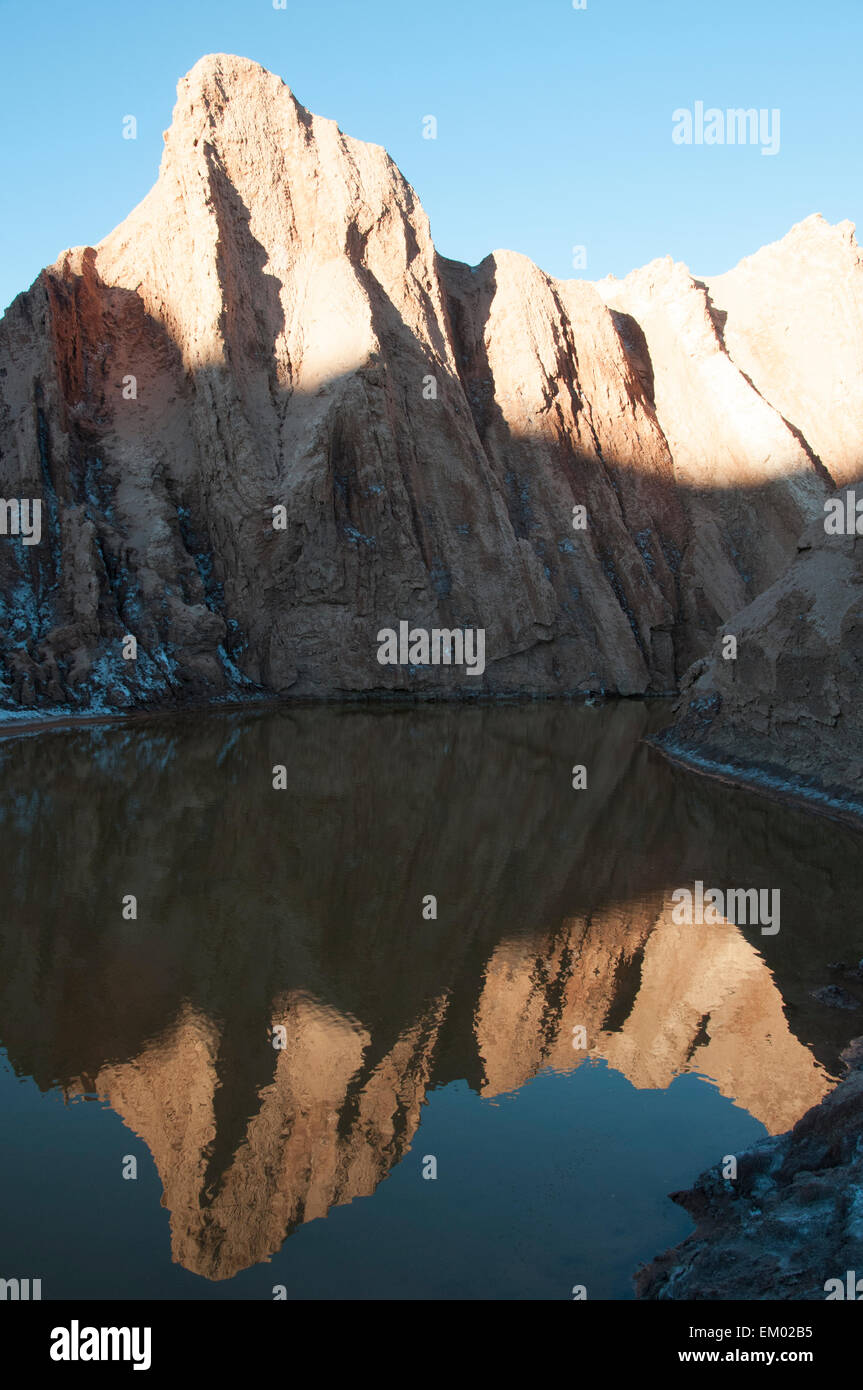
1,55,855,713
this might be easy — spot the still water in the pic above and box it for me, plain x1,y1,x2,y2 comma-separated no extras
0,700,861,1300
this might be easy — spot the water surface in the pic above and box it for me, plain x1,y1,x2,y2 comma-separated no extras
1,701,861,1299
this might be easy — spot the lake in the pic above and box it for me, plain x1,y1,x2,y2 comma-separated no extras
0,699,860,1299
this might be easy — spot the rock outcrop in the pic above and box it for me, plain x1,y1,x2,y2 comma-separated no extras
1,54,856,714
636,1043,863,1300
706,215,863,489
653,485,863,821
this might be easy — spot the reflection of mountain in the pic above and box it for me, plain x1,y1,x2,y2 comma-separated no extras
72,995,449,1281
476,906,826,1132
60,905,826,1284
0,703,859,1280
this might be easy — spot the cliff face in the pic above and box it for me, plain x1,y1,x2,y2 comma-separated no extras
706,215,863,489
654,488,863,820
595,254,835,671
0,54,855,713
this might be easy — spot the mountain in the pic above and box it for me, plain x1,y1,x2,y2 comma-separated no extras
0,54,859,716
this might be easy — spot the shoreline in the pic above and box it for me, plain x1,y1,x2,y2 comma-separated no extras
0,687,675,744
0,697,281,743
647,734,863,833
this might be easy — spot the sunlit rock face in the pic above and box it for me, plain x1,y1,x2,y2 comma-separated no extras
1,54,856,713
706,215,863,490
595,259,833,672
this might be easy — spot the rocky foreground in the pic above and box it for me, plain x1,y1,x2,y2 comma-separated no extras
636,1041,863,1300
1,53,861,715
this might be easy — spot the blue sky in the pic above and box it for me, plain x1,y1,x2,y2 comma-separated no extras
1,0,860,312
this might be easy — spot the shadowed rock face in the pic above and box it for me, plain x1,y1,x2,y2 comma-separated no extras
654,486,863,819
2,703,861,1283
0,53,855,714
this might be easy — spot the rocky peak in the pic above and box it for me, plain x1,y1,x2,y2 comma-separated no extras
0,56,858,716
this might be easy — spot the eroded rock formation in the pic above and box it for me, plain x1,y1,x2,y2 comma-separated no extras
706,216,863,489
1,54,856,713
654,486,863,820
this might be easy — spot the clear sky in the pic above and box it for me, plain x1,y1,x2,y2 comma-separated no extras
1,0,860,313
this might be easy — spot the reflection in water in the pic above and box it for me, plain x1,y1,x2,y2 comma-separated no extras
0,701,861,1294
